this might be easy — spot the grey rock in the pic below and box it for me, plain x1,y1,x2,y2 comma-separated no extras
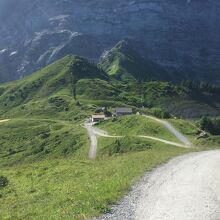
0,0,220,82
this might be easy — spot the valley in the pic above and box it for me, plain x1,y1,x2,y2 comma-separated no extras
0,1,220,219
0,55,219,219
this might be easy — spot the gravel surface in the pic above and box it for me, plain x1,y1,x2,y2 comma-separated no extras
84,122,121,159
96,150,220,220
84,122,98,159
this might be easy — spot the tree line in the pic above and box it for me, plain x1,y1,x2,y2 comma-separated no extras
180,80,220,94
200,116,220,135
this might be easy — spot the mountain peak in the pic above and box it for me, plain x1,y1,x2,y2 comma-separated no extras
99,41,171,82
114,40,130,50
0,0,220,82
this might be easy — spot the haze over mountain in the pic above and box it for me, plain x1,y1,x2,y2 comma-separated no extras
0,0,220,83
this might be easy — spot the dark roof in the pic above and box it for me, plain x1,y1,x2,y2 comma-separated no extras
115,107,133,113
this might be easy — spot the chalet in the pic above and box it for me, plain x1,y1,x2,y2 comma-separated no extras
115,107,133,116
91,114,105,122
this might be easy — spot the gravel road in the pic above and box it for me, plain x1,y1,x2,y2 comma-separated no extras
96,150,220,220
84,122,98,159
84,122,123,159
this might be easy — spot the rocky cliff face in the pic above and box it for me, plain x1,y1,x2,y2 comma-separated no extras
0,0,220,82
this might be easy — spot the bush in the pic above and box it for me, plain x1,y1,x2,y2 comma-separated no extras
151,108,171,119
200,117,220,135
49,97,69,111
0,176,8,188
75,101,81,106
104,137,152,156
40,132,50,139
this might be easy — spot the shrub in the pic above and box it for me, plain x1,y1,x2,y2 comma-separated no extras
151,107,171,119
0,176,8,188
200,117,220,135
40,132,50,139
49,97,69,111
104,137,152,156
75,101,81,106
8,95,15,101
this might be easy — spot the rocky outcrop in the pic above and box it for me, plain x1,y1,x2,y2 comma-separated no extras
0,0,220,82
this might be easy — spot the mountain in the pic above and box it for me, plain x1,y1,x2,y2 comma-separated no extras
0,55,114,118
0,0,220,82
0,55,219,119
0,56,219,220
99,40,172,81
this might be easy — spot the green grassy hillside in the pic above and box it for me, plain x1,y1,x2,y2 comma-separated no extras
0,55,219,118
0,118,87,167
0,142,190,220
116,81,220,118
99,40,171,81
0,54,219,219
0,55,109,117
97,115,180,142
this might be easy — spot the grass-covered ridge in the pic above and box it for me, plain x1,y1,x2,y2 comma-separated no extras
0,55,109,115
0,54,219,118
99,40,171,81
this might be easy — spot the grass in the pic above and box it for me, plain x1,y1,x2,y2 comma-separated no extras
167,118,220,149
76,78,118,100
0,55,219,119
0,143,190,220
0,54,219,219
167,118,199,141
0,116,219,219
99,40,171,81
194,136,220,150
0,118,87,166
97,115,180,143
0,114,196,219
0,55,109,119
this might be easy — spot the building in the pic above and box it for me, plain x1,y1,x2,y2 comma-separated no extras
115,107,133,116
92,114,105,122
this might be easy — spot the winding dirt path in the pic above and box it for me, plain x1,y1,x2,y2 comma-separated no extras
0,119,10,123
84,123,98,159
84,122,123,159
138,135,191,148
143,115,192,147
84,115,192,159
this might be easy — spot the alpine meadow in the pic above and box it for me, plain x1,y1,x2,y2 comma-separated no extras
0,1,220,220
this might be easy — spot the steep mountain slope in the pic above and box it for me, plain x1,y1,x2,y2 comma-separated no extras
0,55,219,119
99,40,172,81
0,55,113,118
0,0,220,82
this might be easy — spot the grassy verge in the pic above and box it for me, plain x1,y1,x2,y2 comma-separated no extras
194,136,220,150
0,143,190,220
